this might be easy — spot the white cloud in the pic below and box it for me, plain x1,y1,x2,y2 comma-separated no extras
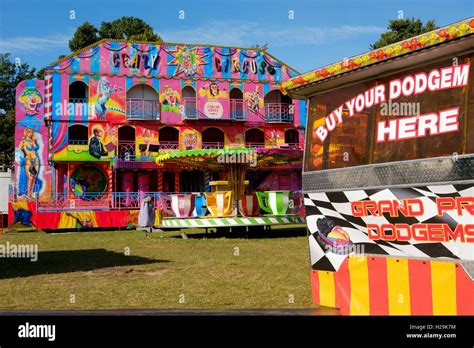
159,21,385,48
0,34,70,53
0,22,385,56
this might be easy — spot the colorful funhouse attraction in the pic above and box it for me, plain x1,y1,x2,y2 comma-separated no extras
9,39,306,230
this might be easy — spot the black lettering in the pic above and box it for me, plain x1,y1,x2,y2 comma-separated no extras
259,60,267,74
214,56,222,72
113,53,120,67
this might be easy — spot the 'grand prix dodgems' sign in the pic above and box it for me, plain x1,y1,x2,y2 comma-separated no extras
313,64,470,143
305,184,473,272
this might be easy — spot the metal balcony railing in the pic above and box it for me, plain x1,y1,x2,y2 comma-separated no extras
68,139,88,145
230,99,246,120
36,191,304,213
158,141,180,150
37,191,205,211
112,192,161,210
286,143,301,150
126,99,160,120
37,192,112,211
264,103,294,122
182,97,198,119
117,141,136,160
202,142,224,149
115,141,183,162
68,98,88,104
245,142,265,148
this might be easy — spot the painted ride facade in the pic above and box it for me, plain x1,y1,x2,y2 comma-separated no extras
284,18,474,315
9,39,306,230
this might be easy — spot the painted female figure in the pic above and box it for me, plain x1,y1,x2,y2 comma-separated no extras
18,128,43,197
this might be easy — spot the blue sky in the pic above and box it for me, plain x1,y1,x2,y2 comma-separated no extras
1,0,472,73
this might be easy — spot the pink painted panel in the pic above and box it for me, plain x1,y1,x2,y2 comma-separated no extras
159,79,183,124
197,80,230,120
243,83,264,123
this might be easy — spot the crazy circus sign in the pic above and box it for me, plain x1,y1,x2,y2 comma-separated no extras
314,63,470,143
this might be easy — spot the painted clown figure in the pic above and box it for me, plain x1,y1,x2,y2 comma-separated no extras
18,87,42,117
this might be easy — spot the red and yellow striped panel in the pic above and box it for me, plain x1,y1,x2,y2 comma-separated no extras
367,257,388,315
334,258,351,315
348,256,370,315
431,261,457,315
386,258,411,315
408,259,432,315
311,270,337,307
310,256,474,315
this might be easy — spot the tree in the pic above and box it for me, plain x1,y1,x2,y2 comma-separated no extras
0,54,37,170
0,109,16,171
0,53,36,112
36,67,46,80
69,22,99,52
370,18,437,50
67,17,161,53
98,16,161,42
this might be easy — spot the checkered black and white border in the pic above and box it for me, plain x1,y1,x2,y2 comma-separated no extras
305,184,474,271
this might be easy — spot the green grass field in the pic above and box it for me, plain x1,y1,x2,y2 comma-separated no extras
0,226,316,310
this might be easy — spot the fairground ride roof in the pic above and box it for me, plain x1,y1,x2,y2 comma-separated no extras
155,147,303,171
282,18,474,95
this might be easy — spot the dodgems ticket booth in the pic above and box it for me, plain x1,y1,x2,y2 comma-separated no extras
283,18,474,315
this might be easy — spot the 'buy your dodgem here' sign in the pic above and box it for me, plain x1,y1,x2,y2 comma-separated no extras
313,63,470,143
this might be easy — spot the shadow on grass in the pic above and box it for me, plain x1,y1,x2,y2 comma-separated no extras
0,248,168,279
172,226,307,239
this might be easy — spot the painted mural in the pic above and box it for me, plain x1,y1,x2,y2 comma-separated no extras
181,128,200,150
167,46,207,77
9,200,156,230
69,164,108,198
53,122,117,161
159,85,182,114
17,128,43,197
93,77,125,120
198,81,228,119
160,79,183,121
14,80,51,200
244,86,264,115
18,87,43,118
48,41,296,82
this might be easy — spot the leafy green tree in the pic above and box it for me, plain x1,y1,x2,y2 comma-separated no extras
370,18,437,50
0,109,16,171
36,67,46,80
0,53,37,170
98,16,161,42
68,22,99,52
0,53,36,112
67,17,161,53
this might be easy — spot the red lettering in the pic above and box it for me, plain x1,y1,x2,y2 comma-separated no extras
437,197,456,215
367,224,380,240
